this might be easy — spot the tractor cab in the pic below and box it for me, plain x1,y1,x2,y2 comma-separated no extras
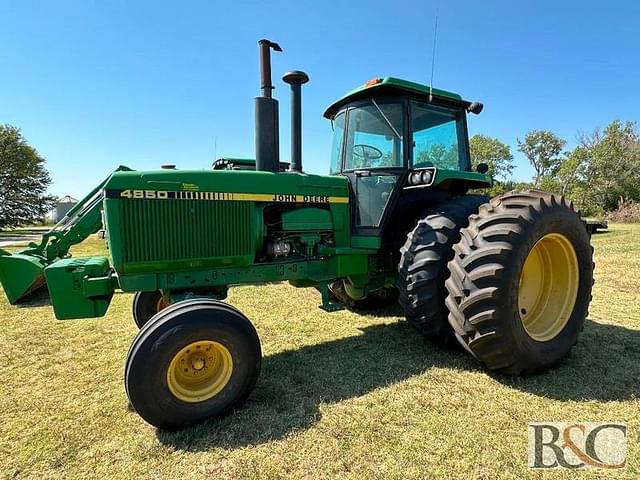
324,77,490,239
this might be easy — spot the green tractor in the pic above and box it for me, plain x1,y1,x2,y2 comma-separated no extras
0,40,594,429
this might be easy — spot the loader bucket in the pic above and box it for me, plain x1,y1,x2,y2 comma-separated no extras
0,250,48,304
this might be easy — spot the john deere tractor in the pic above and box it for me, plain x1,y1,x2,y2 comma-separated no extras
0,40,594,429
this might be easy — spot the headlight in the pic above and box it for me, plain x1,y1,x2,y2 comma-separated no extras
420,170,433,185
409,172,422,185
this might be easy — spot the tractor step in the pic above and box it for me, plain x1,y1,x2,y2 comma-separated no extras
318,283,344,312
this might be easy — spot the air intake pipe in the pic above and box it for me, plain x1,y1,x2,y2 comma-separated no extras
282,71,309,173
255,39,282,173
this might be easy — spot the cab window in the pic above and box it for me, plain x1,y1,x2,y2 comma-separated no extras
411,101,468,170
343,101,404,171
329,111,345,174
354,174,398,227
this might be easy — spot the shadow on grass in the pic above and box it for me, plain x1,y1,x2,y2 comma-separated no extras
156,322,462,450
15,286,52,307
346,302,405,318
499,319,640,402
156,317,640,451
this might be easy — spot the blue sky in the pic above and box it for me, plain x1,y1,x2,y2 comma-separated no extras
1,0,638,198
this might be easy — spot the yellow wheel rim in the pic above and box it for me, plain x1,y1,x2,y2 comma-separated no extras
167,341,233,403
518,233,579,342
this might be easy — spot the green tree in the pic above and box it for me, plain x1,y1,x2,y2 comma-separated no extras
469,134,515,196
469,134,514,179
0,125,55,229
580,121,640,212
416,143,459,170
534,121,640,216
538,146,588,197
517,130,566,187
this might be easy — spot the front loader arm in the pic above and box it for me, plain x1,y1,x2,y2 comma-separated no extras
0,166,131,304
25,166,132,261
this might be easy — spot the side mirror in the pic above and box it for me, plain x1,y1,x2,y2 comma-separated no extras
468,102,484,115
476,163,489,174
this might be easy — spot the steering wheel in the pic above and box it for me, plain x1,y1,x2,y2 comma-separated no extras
352,144,383,161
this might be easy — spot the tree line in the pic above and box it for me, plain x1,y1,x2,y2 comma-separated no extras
470,119,640,218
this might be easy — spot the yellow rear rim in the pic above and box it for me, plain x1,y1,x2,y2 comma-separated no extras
167,341,233,403
518,233,579,342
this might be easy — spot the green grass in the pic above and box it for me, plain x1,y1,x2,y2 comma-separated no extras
0,226,638,479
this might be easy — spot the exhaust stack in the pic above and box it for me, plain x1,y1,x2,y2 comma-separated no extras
255,39,282,173
282,71,309,173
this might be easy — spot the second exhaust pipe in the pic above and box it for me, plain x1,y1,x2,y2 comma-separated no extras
283,70,309,173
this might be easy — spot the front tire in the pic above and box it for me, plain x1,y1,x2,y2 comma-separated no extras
125,299,261,429
445,190,594,374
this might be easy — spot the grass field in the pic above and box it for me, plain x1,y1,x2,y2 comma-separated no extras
0,225,638,479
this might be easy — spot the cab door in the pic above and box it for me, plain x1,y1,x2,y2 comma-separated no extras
336,99,406,233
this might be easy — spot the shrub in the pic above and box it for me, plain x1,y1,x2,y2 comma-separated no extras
606,199,640,223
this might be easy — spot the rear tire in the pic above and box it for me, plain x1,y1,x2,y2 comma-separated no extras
445,190,594,374
397,195,486,343
132,291,169,328
125,299,261,429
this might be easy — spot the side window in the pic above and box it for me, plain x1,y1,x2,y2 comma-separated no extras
329,111,346,174
355,174,398,227
411,101,466,170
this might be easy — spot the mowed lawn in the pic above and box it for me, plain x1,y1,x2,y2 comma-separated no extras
0,225,638,479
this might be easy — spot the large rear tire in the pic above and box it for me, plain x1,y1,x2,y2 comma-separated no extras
125,299,261,429
397,195,486,343
445,190,594,374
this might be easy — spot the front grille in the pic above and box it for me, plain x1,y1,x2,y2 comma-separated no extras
118,199,254,264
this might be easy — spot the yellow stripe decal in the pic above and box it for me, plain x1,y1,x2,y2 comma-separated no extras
112,189,349,204
232,193,276,202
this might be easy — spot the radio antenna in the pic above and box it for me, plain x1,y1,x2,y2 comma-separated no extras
429,6,439,102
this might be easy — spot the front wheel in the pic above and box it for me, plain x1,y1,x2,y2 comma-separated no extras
125,299,262,429
445,190,594,375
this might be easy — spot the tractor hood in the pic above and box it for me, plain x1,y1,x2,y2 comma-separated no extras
102,169,352,279
103,169,349,200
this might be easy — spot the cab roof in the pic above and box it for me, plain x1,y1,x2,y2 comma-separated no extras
323,77,470,119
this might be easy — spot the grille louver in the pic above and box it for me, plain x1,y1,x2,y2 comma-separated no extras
118,199,254,265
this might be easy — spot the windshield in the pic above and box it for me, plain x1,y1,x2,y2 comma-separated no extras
339,100,404,171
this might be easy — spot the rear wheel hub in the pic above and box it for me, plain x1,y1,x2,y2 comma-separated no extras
518,233,579,342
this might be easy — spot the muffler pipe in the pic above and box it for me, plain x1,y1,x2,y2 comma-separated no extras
255,39,282,173
282,71,309,173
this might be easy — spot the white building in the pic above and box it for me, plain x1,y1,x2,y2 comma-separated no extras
45,195,78,223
